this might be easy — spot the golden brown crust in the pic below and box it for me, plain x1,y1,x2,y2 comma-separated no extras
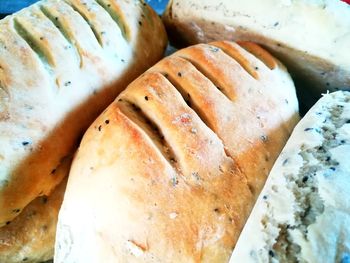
152,41,298,195
0,159,69,263
162,0,350,103
55,41,299,262
0,0,166,226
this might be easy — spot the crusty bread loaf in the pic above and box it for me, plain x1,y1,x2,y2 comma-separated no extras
0,157,69,263
163,0,350,96
0,0,167,227
230,91,350,263
55,41,299,262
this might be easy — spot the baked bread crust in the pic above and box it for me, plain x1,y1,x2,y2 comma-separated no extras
55,41,299,262
0,0,167,226
163,0,350,95
0,158,69,263
230,91,350,262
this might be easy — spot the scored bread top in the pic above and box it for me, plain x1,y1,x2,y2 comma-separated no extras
55,41,299,262
0,0,167,226
163,0,350,95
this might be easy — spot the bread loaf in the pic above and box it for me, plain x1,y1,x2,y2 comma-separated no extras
0,159,69,263
0,0,167,226
55,41,299,262
163,0,350,96
230,91,350,263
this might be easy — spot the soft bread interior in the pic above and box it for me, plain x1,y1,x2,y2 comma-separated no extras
230,91,350,262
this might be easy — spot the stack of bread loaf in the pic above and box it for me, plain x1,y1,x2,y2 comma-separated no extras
0,0,166,262
0,0,349,262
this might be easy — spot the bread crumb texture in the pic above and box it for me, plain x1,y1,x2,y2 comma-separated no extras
230,91,350,263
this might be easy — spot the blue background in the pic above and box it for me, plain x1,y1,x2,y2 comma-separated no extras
0,0,169,17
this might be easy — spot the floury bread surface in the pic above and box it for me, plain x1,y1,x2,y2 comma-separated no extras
55,41,299,262
230,91,350,263
0,0,167,226
163,0,350,95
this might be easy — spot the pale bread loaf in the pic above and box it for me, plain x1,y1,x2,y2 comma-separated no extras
163,0,350,96
0,0,167,226
230,91,350,263
55,41,299,262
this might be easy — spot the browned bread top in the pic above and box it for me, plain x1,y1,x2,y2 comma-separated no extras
55,41,299,262
0,0,166,226
163,0,350,98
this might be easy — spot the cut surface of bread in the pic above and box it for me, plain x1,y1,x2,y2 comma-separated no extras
163,0,350,96
55,41,299,262
230,91,350,263
0,0,167,226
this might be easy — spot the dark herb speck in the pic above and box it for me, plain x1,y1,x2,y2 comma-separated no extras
171,176,178,186
260,135,268,142
42,196,48,204
317,146,325,152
